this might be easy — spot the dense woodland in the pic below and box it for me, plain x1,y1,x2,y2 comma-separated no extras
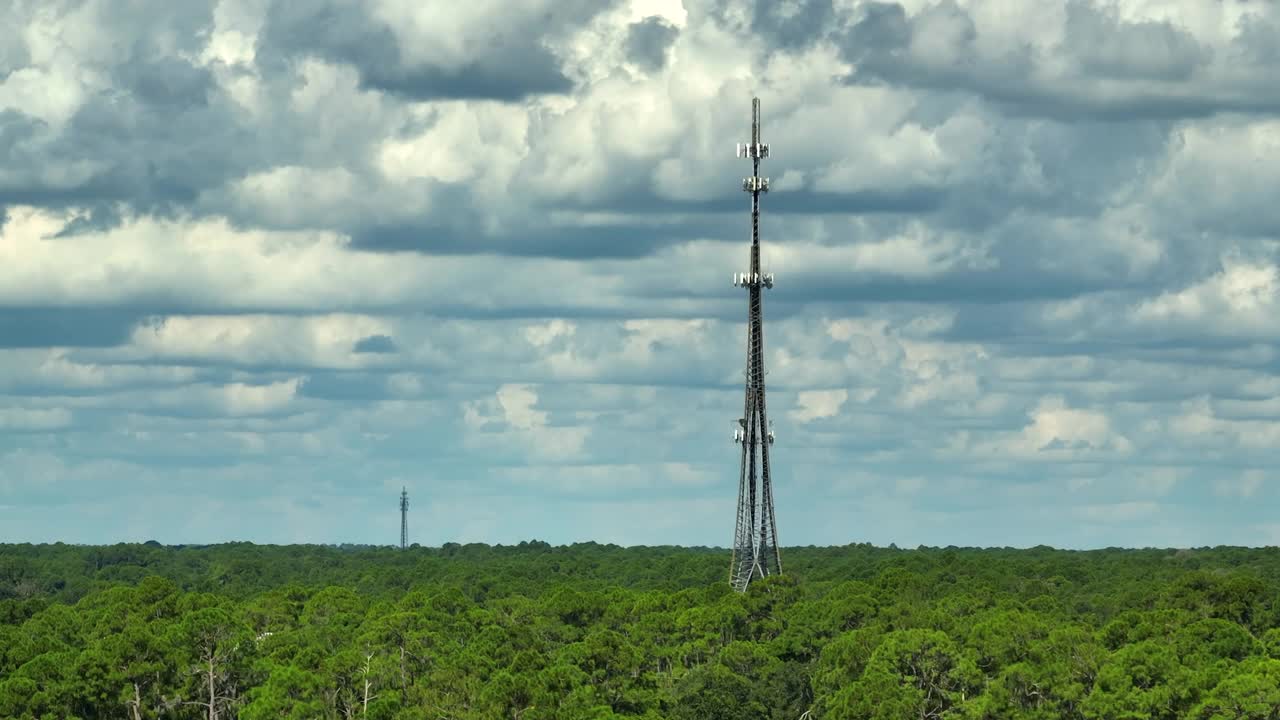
3,541,1280,719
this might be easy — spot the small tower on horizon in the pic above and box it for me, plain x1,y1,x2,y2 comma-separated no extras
399,487,409,549
730,97,782,592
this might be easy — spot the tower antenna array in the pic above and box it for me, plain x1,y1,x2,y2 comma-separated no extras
729,97,782,592
399,487,409,549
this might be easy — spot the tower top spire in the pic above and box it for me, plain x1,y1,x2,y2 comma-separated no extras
752,96,760,143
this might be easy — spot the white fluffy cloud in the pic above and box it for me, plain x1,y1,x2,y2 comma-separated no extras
2,0,1280,547
463,384,591,462
1133,255,1280,338
790,389,848,423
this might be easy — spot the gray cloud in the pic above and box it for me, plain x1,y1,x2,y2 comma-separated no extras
117,55,217,109
0,308,141,349
3,0,1280,547
625,16,679,72
692,0,839,50
1064,0,1209,82
837,0,1280,121
1,85,253,219
257,0,619,101
353,334,397,353
297,372,396,401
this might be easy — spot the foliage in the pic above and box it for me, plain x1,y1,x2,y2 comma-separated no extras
4,542,1280,718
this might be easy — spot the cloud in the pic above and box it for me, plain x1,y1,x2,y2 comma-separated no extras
968,396,1133,461
1214,470,1264,499
462,384,591,462
1132,255,1280,339
837,0,1280,121
1075,501,1160,524
790,389,849,423
0,407,73,432
496,461,717,496
4,0,1280,547
1131,467,1184,498
353,334,398,354
625,16,679,71
257,0,620,102
0,207,644,314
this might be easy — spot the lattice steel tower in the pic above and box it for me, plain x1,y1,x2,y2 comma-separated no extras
399,487,409,549
729,97,781,592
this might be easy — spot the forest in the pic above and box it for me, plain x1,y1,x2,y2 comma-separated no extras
3,540,1280,719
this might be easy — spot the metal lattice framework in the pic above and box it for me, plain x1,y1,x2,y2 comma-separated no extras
399,487,409,549
730,97,781,592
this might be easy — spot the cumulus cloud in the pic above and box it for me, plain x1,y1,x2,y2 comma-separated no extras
258,0,620,101
1167,397,1280,452
790,389,849,423
966,396,1133,462
838,0,1280,120
2,0,1280,547
1132,255,1280,338
625,16,680,71
462,384,591,463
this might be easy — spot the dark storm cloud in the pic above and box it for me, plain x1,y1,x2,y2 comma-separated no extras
625,17,679,72
936,293,1280,378
0,28,30,77
943,115,1177,230
773,265,1125,307
755,0,837,49
0,3,415,224
61,89,252,212
257,0,618,102
50,205,125,238
352,214,735,259
118,54,217,109
353,334,397,354
0,79,256,219
837,1,1280,121
697,0,838,49
0,1,265,213
843,1,910,56
11,0,1280,548
938,302,1066,344
529,189,948,225
1235,11,1280,65
298,372,395,401
1063,0,1208,82
0,0,1185,272
1197,205,1280,240
360,41,571,102
413,299,753,324
0,109,41,159
0,308,140,349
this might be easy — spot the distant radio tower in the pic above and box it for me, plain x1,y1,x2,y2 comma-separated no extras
730,97,782,592
399,487,409,549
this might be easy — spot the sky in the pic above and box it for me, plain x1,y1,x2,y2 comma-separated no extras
2,0,1280,549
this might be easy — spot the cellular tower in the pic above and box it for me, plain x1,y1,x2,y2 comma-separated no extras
729,97,781,592
399,487,409,549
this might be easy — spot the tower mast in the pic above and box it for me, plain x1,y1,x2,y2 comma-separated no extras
730,97,782,592
399,487,409,549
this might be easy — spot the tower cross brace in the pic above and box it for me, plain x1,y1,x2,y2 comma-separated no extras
730,97,782,592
